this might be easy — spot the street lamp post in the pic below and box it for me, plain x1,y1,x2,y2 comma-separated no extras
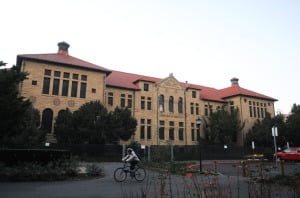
196,117,202,172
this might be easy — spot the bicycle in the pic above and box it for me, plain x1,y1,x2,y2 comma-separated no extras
113,162,146,182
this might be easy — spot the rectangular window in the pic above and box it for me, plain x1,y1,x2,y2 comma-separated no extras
128,95,132,108
147,97,152,110
159,121,165,140
261,108,264,118
54,71,61,77
169,121,174,140
71,81,78,97
196,103,199,115
141,96,145,110
257,107,260,118
209,105,213,115
108,92,113,106
179,122,184,141
62,80,69,96
80,82,86,98
44,69,51,76
42,77,50,94
191,123,195,141
32,80,37,85
73,73,79,80
63,72,70,78
205,105,208,116
92,88,96,93
144,83,149,91
192,91,196,98
81,75,87,81
140,119,145,139
190,103,194,114
52,79,60,95
147,119,151,139
120,94,126,108
249,106,253,117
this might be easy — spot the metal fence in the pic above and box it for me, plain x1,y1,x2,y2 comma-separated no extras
49,143,268,162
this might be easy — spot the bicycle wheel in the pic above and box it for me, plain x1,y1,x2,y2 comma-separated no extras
114,167,127,182
134,167,146,181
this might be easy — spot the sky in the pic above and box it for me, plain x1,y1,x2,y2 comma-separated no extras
1,0,299,115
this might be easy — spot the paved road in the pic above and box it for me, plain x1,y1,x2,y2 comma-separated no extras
0,161,299,198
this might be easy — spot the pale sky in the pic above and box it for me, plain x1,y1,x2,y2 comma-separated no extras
1,0,299,115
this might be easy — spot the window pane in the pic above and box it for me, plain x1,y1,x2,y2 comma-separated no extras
73,73,79,80
42,77,50,94
44,69,51,76
62,80,69,96
63,72,70,78
80,82,86,98
52,79,60,95
71,81,78,97
81,75,87,81
54,71,60,77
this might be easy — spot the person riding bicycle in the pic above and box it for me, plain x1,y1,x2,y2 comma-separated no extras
122,148,140,175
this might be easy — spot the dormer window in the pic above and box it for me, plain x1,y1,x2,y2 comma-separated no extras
144,83,149,91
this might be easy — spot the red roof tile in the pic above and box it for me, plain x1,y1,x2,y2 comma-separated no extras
219,85,277,101
106,71,148,90
17,53,111,74
107,71,277,102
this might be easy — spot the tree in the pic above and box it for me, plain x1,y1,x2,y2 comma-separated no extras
285,103,300,146
0,61,45,147
245,113,286,148
54,109,76,144
109,107,137,142
54,101,137,144
205,106,244,144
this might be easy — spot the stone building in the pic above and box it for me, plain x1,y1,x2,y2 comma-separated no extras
17,42,277,145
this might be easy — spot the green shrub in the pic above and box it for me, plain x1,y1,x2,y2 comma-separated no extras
86,164,103,176
0,157,80,181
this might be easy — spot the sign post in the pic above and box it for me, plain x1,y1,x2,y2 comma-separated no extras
272,126,278,164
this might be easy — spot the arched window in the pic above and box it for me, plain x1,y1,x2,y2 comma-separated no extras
42,108,53,133
178,97,183,113
169,96,174,112
159,95,164,112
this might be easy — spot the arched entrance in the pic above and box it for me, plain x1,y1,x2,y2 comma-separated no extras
42,108,53,133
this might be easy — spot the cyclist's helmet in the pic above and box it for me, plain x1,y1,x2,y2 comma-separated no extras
127,148,133,153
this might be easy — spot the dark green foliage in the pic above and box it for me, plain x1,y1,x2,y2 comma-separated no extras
109,107,137,141
245,113,286,148
285,104,300,146
54,101,137,144
205,106,244,144
0,157,80,181
0,62,45,147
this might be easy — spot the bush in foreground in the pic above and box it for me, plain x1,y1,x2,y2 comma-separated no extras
0,158,103,181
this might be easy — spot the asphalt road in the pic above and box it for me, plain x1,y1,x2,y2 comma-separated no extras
0,161,299,198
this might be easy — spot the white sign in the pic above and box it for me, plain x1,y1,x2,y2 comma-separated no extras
252,141,255,149
272,126,278,136
141,145,146,149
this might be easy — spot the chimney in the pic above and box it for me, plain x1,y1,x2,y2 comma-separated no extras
57,41,70,56
231,77,239,86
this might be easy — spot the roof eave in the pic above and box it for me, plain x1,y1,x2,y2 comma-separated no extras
222,94,278,101
17,56,112,75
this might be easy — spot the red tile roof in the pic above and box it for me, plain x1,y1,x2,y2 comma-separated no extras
17,53,111,74
107,70,277,102
106,70,162,90
219,85,277,101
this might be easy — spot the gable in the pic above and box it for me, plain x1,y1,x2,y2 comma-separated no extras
157,73,184,90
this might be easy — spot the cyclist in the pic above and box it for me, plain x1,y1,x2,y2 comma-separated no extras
122,148,140,176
